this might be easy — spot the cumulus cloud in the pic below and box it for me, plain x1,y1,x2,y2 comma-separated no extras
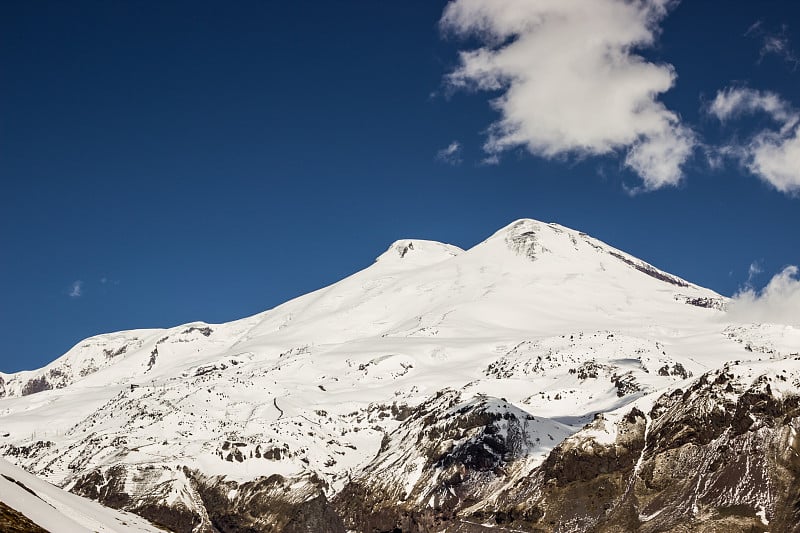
69,280,83,298
728,266,800,326
440,0,695,191
708,87,800,195
747,128,800,194
436,141,463,165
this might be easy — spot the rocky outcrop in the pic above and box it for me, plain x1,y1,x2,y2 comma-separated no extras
333,390,571,532
21,377,51,396
607,250,688,288
512,367,799,532
70,465,207,533
504,220,547,260
192,472,345,533
675,294,727,310
69,463,345,533
332,363,800,532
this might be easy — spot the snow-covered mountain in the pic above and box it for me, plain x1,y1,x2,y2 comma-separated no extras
1,218,798,532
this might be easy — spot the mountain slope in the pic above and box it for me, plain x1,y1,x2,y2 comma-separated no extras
332,358,800,532
0,457,162,533
0,218,796,532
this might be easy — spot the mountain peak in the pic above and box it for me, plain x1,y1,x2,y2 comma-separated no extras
485,218,583,250
1,217,768,533
479,218,696,289
374,239,463,267
485,218,544,240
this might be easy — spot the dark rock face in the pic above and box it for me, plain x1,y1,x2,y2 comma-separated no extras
607,251,688,287
103,345,128,358
191,471,345,533
511,371,800,532
684,296,726,310
2,442,54,463
331,371,800,533
182,326,213,337
70,463,345,533
71,465,206,533
21,377,51,396
136,503,200,533
333,391,566,533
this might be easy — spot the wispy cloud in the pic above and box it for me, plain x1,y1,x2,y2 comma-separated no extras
481,154,500,166
707,87,793,123
436,141,463,165
708,87,800,195
728,266,800,326
746,21,799,70
440,0,695,191
747,261,763,285
69,280,83,298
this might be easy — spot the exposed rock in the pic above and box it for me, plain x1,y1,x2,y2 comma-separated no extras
103,345,128,358
608,251,689,287
69,463,345,533
504,221,546,261
334,390,571,532
71,465,206,533
147,347,158,371
182,326,213,337
675,294,727,311
193,472,344,533
657,362,691,380
21,377,51,396
397,241,415,258
332,367,800,533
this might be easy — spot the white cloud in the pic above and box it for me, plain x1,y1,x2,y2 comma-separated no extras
69,281,83,298
436,141,463,165
440,0,695,190
728,266,800,326
762,34,798,66
625,127,696,191
481,154,500,166
708,88,793,123
746,21,799,69
747,127,800,195
708,87,800,195
747,261,762,284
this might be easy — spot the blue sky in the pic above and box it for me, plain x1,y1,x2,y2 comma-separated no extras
1,0,798,372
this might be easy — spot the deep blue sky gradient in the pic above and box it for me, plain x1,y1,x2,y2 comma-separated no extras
1,1,798,372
